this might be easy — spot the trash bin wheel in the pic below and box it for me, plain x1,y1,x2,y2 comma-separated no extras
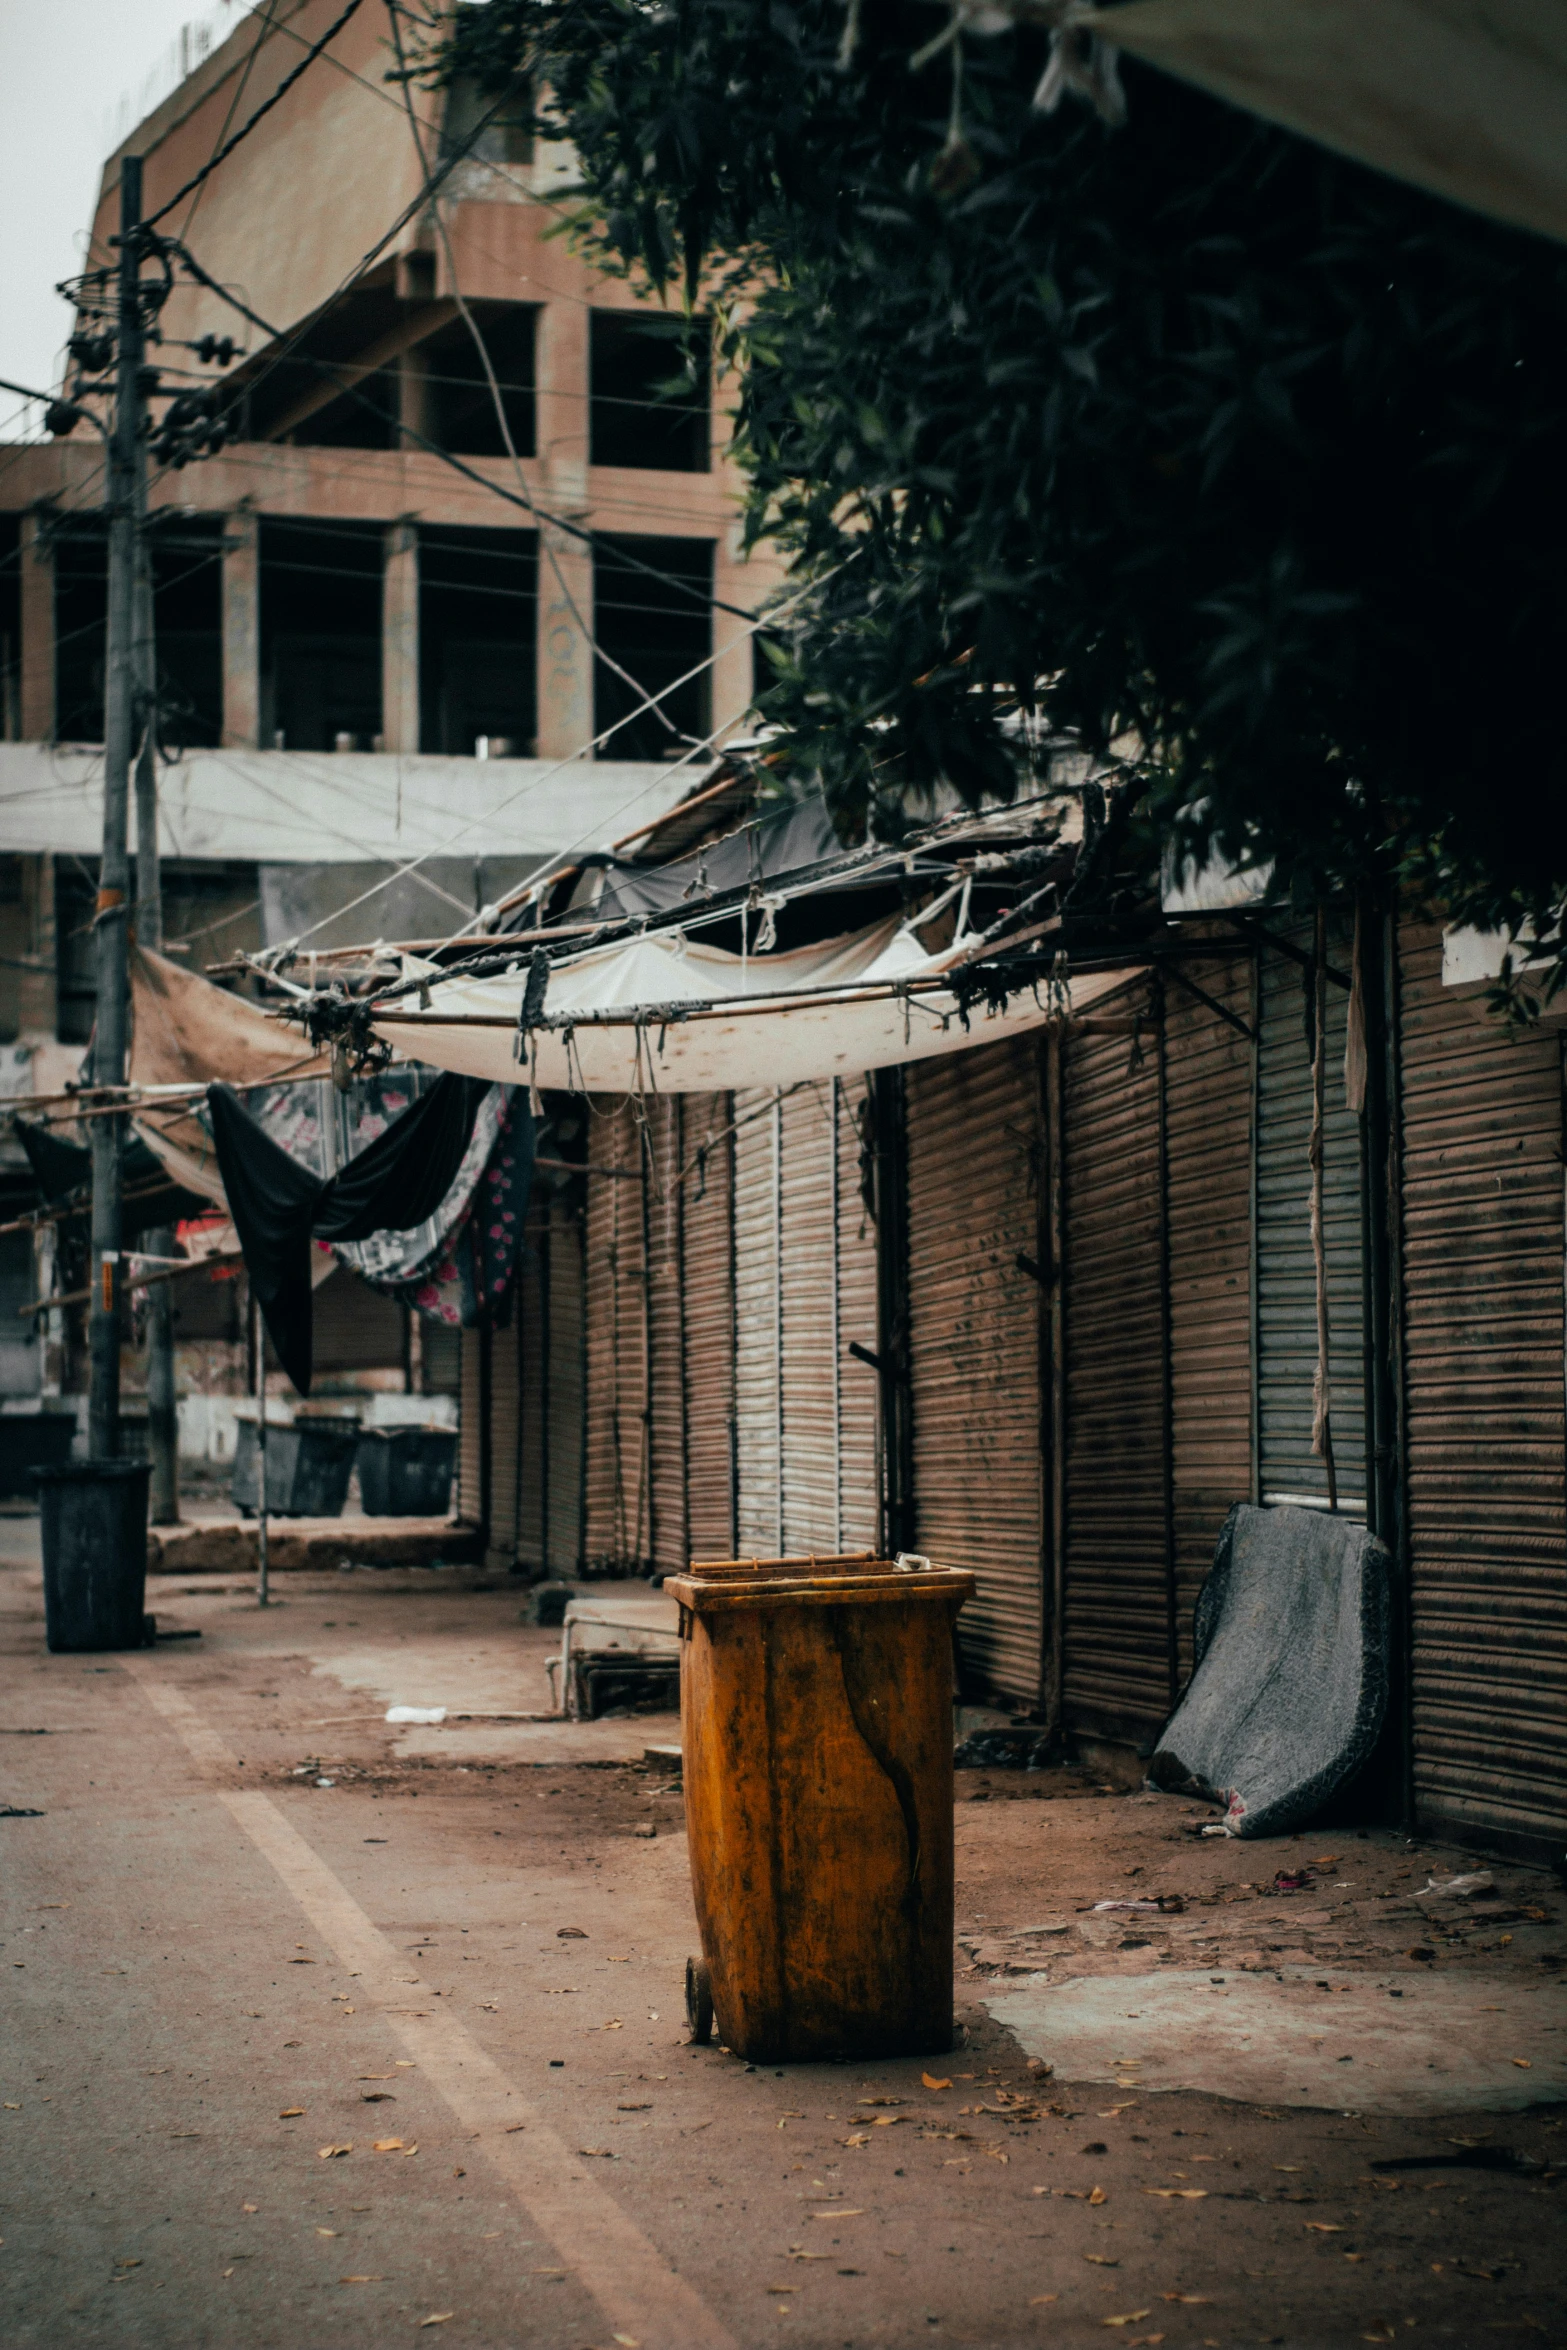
685,1954,714,2045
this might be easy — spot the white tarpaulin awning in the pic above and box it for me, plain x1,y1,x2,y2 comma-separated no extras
370,916,1142,1092
1089,0,1567,249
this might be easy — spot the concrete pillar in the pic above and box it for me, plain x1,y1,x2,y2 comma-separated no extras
222,508,261,748
383,519,420,755
712,523,758,747
534,301,594,760
19,512,54,743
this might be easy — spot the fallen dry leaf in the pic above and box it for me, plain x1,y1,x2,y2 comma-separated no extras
316,2228,338,2238
612,2337,641,2348
810,2209,863,2219
1145,2189,1206,2200
1030,2294,1058,2305
1089,2186,1107,2206
1304,2223,1342,2234
418,2318,455,2330
278,2109,305,2119
1512,2059,1532,2070
1161,2294,1212,2305
339,2274,383,2284
1085,2254,1119,2267
241,2204,258,2215
317,2144,352,2160
1102,2313,1152,2329
922,2074,951,2091
372,2138,405,2153
361,2092,394,2104
557,1927,588,1939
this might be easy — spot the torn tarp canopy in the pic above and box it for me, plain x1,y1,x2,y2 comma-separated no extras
372,914,1142,1094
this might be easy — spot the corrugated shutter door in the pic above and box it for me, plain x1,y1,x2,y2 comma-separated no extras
779,1084,839,1551
546,1189,586,1573
733,1088,780,1554
905,1037,1044,1703
683,1094,736,1562
582,1102,648,1570
1167,956,1256,1684
644,1098,689,1579
1399,922,1567,1858
836,1077,881,1552
513,1182,587,1576
1060,985,1171,1742
515,1196,549,1573
458,1324,485,1528
486,1308,520,1571
1256,918,1368,1510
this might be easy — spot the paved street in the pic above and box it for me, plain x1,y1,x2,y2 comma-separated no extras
3,1534,1563,2349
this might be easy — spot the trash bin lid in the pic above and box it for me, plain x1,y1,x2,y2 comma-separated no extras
666,1553,974,1617
33,1457,152,1486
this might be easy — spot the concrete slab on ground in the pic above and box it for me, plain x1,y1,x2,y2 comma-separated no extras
987,1967,1567,2116
147,1515,480,1573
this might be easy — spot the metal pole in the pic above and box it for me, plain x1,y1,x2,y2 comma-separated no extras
87,154,145,1461
134,487,180,1527
253,1287,270,1608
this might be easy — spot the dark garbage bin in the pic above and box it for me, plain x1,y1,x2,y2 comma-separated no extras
356,1427,458,1517
231,1417,359,1518
0,1410,76,1499
37,1458,152,1653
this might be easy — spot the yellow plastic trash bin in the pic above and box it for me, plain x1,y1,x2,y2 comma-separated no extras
665,1550,975,2064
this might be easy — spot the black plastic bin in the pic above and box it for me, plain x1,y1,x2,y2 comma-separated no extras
231,1418,359,1518
357,1428,458,1517
37,1459,152,1653
0,1410,77,1500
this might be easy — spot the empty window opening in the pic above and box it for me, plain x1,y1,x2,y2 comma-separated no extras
419,524,538,757
50,517,223,748
442,74,534,170
290,365,399,451
592,535,712,761
590,313,710,474
424,306,536,460
0,516,19,740
259,518,382,753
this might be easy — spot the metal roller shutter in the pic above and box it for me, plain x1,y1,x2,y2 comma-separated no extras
1060,982,1171,1743
905,1037,1045,1704
457,1323,486,1530
515,1194,549,1573
779,1083,839,1551
837,1077,882,1552
644,1098,689,1579
545,1186,586,1573
1398,922,1567,1860
733,1088,780,1555
1256,916,1368,1511
514,1182,587,1576
682,1094,736,1562
1166,954,1257,1685
485,1307,520,1572
582,1101,649,1571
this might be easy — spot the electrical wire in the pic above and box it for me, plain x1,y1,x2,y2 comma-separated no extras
174,0,283,247
137,0,370,233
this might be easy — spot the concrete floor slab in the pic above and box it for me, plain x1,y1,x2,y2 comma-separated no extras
391,1715,682,1765
987,1966,1567,2115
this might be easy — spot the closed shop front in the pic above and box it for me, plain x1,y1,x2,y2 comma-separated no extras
1256,916,1368,1512
1398,922,1567,1861
484,1304,521,1572
905,1036,1044,1704
1166,952,1256,1682
458,1323,486,1530
1058,980,1170,1743
733,1080,881,1558
643,1093,735,1576
582,1100,649,1571
515,1179,586,1576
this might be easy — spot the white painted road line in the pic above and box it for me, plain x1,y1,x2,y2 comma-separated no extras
121,1659,735,2350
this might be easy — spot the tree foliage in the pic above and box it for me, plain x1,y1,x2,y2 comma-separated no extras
441,0,1567,954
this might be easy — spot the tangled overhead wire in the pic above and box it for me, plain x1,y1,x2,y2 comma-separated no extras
287,986,395,1089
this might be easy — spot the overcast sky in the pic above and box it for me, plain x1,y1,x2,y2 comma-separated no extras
1,1,245,429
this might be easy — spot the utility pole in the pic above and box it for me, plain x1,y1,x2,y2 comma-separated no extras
135,543,179,1522
87,154,145,1460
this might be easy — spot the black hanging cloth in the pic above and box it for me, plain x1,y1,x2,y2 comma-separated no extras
209,1073,490,1395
